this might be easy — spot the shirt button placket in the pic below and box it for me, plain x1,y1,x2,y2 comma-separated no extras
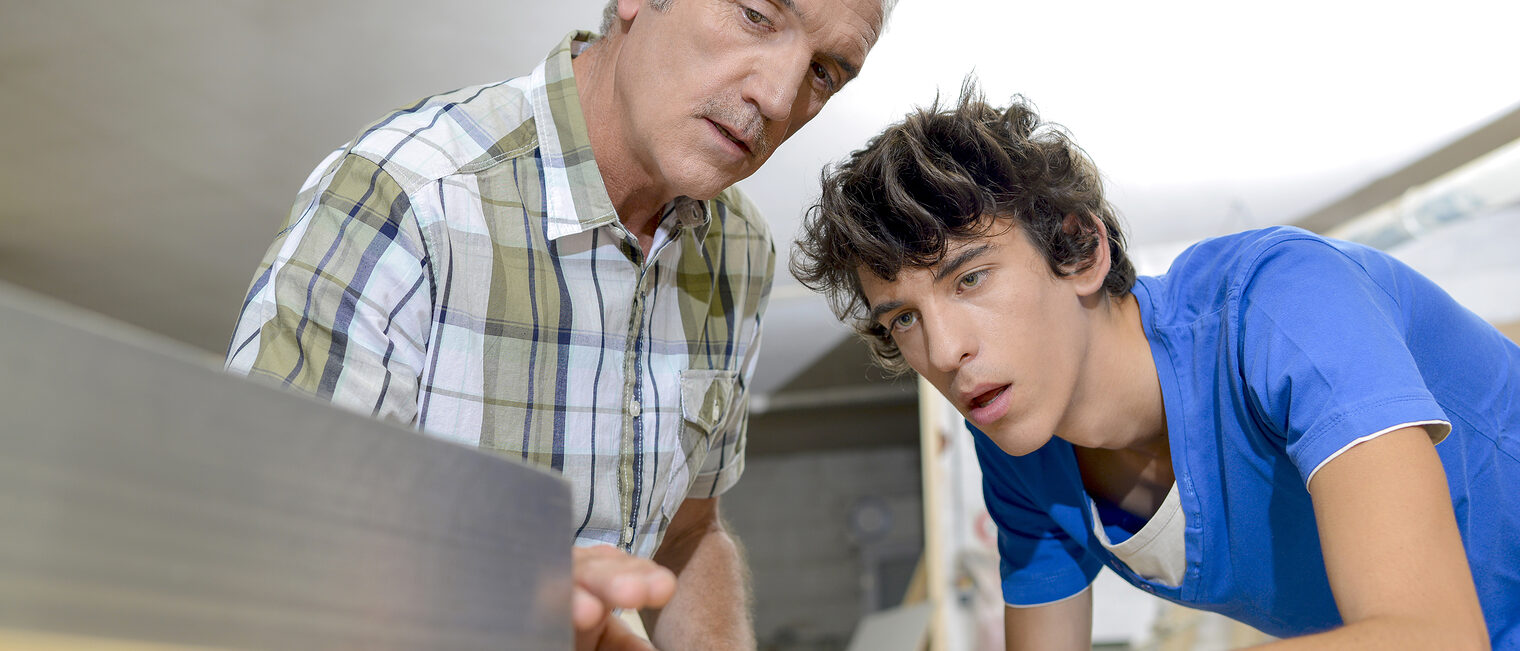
620,283,647,551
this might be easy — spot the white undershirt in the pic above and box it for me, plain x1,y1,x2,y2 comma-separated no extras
1090,483,1188,588
1085,419,1450,588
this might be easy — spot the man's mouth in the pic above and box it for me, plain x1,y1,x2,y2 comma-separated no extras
710,120,751,154
970,385,1008,410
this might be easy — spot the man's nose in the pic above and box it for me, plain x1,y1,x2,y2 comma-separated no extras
742,48,809,125
924,316,975,374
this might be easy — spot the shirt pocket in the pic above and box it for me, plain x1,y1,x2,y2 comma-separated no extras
679,369,739,460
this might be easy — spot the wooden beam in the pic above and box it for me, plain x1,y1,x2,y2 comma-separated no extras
1294,104,1520,234
918,376,950,651
1496,320,1520,344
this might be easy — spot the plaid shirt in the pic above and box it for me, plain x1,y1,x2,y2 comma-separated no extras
226,32,773,557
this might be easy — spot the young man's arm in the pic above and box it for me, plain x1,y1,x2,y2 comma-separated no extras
642,496,755,650
1004,587,1093,651
1260,425,1489,650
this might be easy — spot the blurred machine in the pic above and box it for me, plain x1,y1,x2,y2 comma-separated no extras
0,283,571,649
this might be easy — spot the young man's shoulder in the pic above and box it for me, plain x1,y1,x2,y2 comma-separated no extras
1171,226,1325,276
1141,226,1396,327
1165,226,1393,293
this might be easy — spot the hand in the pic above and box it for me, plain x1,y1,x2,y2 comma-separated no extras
573,544,677,651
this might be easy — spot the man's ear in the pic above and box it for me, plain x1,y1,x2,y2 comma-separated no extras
1063,213,1111,298
617,0,641,24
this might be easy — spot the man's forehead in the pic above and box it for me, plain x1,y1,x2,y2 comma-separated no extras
783,0,885,24
784,0,884,61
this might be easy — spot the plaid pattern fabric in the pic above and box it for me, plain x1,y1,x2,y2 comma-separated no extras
226,32,774,557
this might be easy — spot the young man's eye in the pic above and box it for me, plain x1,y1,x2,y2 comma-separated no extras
959,271,985,290
891,312,917,331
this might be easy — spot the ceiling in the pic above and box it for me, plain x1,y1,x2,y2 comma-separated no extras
3,0,1518,412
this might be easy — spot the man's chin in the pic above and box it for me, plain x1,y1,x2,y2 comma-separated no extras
670,166,754,200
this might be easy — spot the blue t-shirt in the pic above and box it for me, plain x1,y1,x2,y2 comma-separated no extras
973,226,1520,644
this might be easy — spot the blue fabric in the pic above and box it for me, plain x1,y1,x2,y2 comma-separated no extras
974,226,1520,644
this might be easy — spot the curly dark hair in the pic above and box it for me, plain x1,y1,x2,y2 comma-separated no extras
791,80,1135,373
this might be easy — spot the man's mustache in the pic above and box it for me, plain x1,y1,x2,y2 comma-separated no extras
697,100,770,157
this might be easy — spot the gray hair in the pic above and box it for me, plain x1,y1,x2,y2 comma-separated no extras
598,0,898,37
598,0,671,35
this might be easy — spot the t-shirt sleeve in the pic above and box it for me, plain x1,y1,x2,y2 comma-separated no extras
971,429,1105,606
1235,237,1451,488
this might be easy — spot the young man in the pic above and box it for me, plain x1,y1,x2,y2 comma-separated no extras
793,88,1519,649
226,1,891,648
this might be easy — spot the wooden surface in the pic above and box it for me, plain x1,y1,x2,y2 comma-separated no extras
0,629,224,650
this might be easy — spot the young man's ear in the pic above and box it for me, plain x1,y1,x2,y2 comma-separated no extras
1062,212,1112,297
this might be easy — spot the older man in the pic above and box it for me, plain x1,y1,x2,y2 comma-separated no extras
225,0,891,648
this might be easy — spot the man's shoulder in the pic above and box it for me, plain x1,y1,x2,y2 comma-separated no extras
341,78,539,192
707,185,774,245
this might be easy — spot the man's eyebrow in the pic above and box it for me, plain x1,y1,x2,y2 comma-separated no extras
868,299,905,326
827,53,861,82
932,245,991,282
772,0,861,82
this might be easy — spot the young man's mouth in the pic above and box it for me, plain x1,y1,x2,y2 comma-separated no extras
964,384,1013,426
970,385,1008,409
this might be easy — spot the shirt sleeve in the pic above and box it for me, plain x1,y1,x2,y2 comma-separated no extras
972,429,1106,606
1235,236,1451,488
225,152,433,426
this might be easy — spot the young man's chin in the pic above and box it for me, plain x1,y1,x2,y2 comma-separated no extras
983,426,1048,458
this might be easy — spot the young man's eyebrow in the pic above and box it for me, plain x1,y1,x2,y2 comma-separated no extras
868,299,905,326
932,245,991,282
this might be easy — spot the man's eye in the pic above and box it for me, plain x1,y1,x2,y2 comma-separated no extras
959,271,984,289
892,312,917,330
810,62,834,88
743,6,769,25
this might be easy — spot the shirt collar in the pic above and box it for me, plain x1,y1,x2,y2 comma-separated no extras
529,31,712,241
668,196,710,231
529,31,617,240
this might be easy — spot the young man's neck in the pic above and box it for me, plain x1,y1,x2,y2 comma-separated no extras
571,35,675,254
1068,291,1169,454
1068,291,1175,517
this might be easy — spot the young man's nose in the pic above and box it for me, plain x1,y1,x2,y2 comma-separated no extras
924,317,976,374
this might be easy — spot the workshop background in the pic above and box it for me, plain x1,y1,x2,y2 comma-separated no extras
3,1,1517,649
